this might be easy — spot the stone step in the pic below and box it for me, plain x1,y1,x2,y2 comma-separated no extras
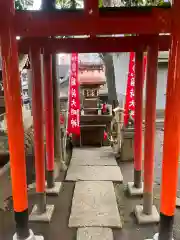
70,154,117,166
69,181,122,228
72,147,113,159
77,227,113,240
66,165,123,182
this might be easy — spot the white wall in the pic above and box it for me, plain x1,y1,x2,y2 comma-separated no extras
113,54,168,110
113,53,129,107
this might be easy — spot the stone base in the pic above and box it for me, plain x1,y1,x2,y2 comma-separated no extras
29,205,54,223
127,182,144,196
145,233,174,240
46,182,62,196
176,197,180,207
13,230,44,240
134,205,160,224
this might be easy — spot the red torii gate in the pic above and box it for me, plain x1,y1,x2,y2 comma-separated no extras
18,35,170,53
0,0,179,240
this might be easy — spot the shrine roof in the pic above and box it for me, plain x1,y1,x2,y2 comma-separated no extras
79,70,106,85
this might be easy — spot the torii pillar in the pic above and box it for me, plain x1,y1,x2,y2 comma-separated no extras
0,0,43,239
135,38,159,224
149,0,180,239
41,0,66,172
127,51,144,196
43,52,62,195
29,46,54,222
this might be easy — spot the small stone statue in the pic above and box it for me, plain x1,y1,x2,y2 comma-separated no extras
127,110,134,128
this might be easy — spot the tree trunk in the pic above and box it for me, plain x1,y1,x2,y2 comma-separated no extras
101,0,119,108
102,54,118,108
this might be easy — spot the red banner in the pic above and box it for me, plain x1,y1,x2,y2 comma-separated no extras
124,52,147,126
67,53,80,135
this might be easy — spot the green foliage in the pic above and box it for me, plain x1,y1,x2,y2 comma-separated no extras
56,0,82,8
15,0,23,9
15,0,27,10
121,0,171,6
99,0,103,7
56,0,170,9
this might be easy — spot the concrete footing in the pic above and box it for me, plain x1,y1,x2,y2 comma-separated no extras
134,205,160,224
28,181,62,196
176,197,180,207
46,182,62,196
127,182,144,196
28,182,36,190
29,204,54,222
145,233,174,240
13,230,44,240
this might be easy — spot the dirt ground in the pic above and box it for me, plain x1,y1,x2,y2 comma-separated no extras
0,181,76,240
114,162,180,240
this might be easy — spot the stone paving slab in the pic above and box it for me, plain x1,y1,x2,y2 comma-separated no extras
77,227,113,240
70,156,117,166
69,181,122,228
72,147,113,159
66,165,123,182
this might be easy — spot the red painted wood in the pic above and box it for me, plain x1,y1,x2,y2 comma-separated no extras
18,35,170,54
44,53,54,171
0,0,28,212
134,51,144,171
84,0,99,16
160,0,180,216
10,8,171,37
30,46,45,193
143,38,158,194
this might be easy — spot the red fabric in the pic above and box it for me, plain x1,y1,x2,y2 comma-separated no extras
67,53,80,135
124,53,147,127
102,103,106,113
104,131,107,140
60,114,65,125
124,52,135,126
143,55,147,80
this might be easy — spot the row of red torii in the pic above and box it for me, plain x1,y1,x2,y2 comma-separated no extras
0,0,180,240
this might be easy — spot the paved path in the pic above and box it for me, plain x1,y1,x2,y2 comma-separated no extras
68,147,123,239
